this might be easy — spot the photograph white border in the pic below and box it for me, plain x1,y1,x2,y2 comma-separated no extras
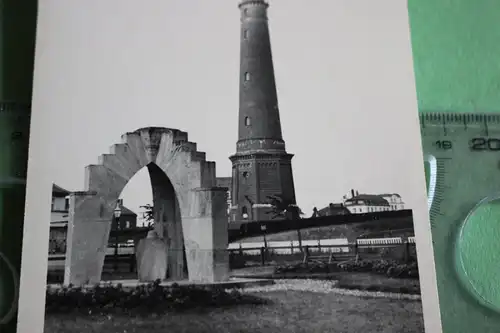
16,1,442,332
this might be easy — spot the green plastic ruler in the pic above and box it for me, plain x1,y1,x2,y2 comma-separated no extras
0,105,31,327
0,1,37,331
421,112,500,333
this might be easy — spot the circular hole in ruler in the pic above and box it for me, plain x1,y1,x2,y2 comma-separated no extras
455,195,500,313
0,251,19,324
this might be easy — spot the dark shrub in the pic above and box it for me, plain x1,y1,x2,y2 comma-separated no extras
229,252,247,269
45,280,267,315
336,281,420,295
274,259,419,279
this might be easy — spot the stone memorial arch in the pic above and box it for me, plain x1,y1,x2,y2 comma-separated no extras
64,127,229,286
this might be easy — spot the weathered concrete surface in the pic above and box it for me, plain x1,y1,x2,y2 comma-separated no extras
64,127,228,286
136,230,168,282
183,187,230,283
64,191,110,285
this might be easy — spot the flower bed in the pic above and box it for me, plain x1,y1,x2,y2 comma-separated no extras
274,259,419,279
45,280,268,315
335,272,421,295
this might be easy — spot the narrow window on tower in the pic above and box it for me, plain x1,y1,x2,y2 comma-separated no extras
244,72,251,81
243,30,248,39
244,116,251,126
242,171,250,183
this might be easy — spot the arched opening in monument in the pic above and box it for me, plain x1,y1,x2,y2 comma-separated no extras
106,162,188,281
65,127,229,286
145,162,188,280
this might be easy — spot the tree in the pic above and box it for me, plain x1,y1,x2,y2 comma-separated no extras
266,194,304,252
140,204,154,227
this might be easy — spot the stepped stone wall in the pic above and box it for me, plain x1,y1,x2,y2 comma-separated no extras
64,127,229,286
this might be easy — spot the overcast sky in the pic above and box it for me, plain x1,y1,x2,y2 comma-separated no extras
33,0,425,217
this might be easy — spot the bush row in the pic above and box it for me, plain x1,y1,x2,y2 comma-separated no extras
45,280,267,315
274,259,419,279
336,281,421,295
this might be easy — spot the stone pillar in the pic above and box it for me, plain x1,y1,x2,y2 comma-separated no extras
182,187,229,282
136,230,168,282
64,191,112,286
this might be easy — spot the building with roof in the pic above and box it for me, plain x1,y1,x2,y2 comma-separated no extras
379,193,405,210
51,184,71,226
342,189,405,214
313,203,351,217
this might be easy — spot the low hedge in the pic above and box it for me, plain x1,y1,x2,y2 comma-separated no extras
45,280,267,315
336,281,421,295
274,259,419,279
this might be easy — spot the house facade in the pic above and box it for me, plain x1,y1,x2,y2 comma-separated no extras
342,189,405,214
48,184,138,255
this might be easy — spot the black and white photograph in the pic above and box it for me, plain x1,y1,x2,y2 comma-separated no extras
24,0,436,332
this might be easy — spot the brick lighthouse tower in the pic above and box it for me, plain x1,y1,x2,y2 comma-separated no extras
229,0,297,223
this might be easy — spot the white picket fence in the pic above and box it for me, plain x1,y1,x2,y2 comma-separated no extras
228,236,416,255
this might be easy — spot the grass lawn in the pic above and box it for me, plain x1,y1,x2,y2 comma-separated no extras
45,290,424,333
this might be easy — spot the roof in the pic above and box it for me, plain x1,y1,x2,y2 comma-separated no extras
317,207,330,216
316,203,349,216
52,184,71,196
120,206,137,216
378,193,402,198
344,194,389,206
